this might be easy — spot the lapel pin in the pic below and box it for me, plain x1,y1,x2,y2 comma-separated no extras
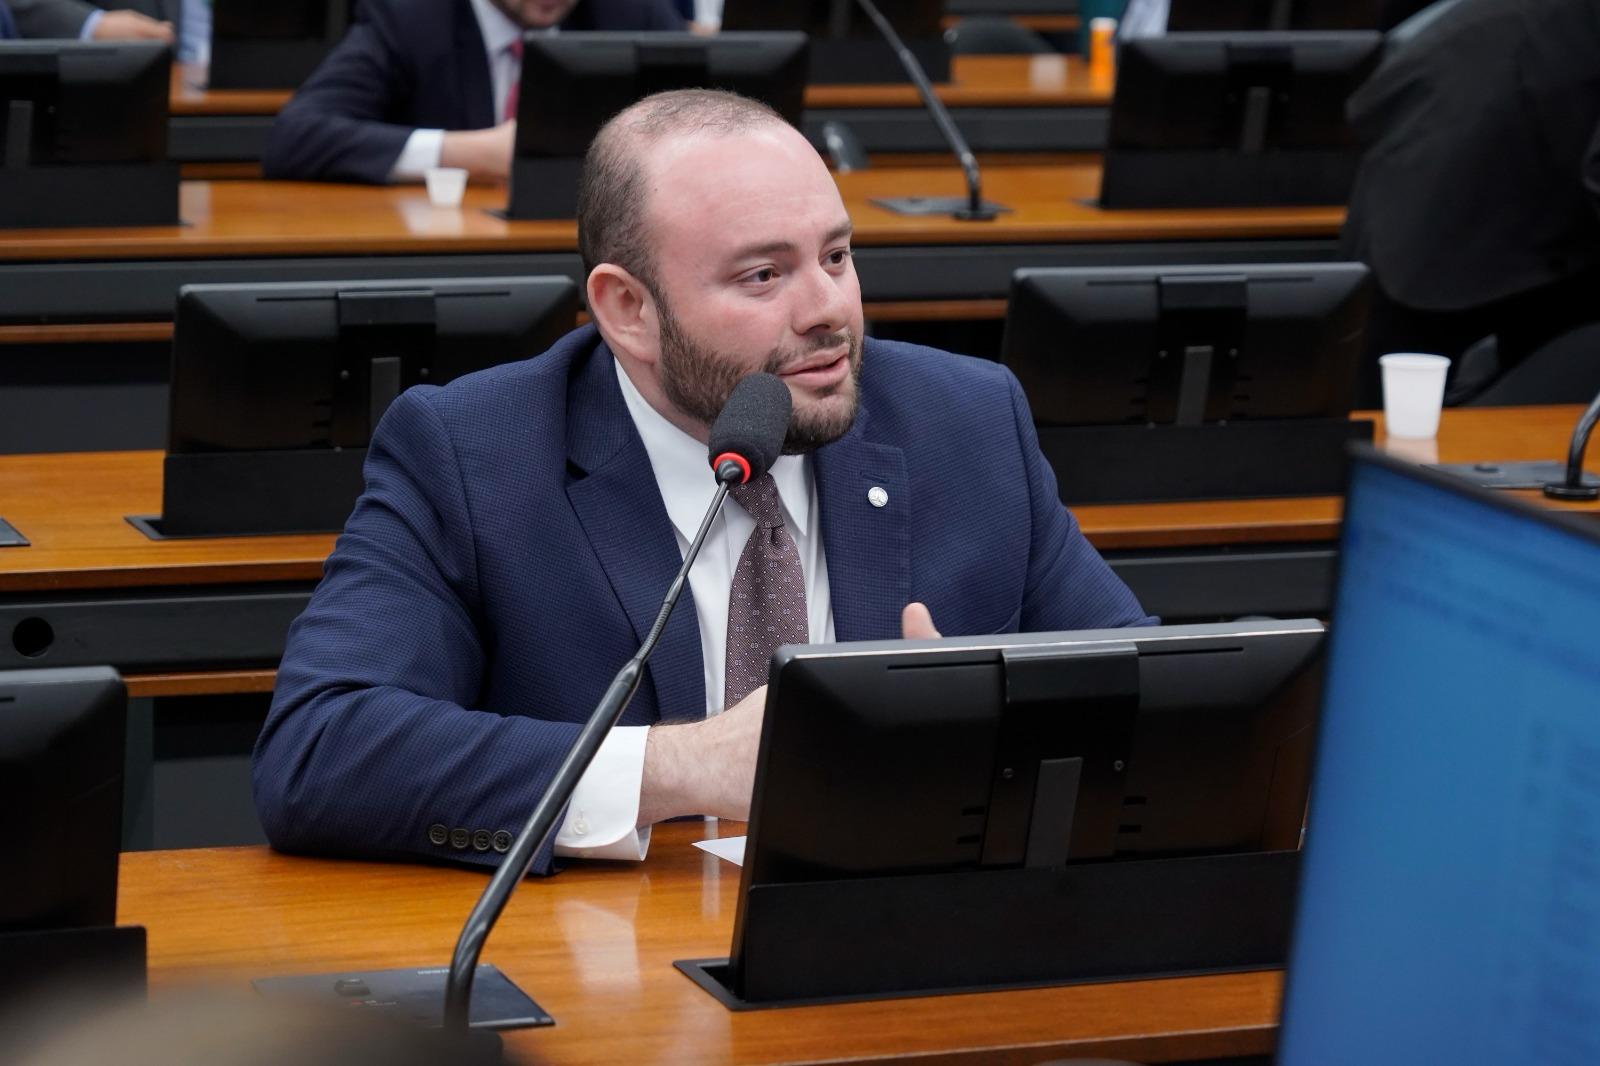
867,486,889,508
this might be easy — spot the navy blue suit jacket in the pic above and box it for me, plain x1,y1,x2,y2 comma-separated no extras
0,2,16,38
253,328,1154,874
262,0,685,184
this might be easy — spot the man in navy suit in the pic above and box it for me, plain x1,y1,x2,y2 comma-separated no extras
263,0,684,184
253,90,1154,876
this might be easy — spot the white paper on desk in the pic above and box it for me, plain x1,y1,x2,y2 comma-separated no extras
693,835,746,867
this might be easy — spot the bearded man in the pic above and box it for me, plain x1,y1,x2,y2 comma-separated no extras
252,89,1153,875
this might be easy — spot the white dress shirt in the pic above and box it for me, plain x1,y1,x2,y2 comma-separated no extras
1118,0,1170,39
551,359,836,860
389,0,534,181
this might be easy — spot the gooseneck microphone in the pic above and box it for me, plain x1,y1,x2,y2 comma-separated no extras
1544,386,1600,501
440,372,792,1033
854,0,1004,221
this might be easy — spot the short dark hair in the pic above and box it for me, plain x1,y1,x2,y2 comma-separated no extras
576,89,790,288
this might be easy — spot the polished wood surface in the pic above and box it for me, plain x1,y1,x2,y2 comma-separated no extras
0,407,1584,596
168,54,1110,118
0,170,1343,261
125,669,280,699
118,819,1280,1064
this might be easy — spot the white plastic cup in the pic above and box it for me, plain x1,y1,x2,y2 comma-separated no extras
424,167,468,208
1379,353,1451,439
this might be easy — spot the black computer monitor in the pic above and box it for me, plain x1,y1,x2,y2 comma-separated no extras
678,620,1325,1005
721,0,950,84
0,667,125,933
131,276,580,539
1167,0,1386,31
506,32,809,220
1099,31,1383,208
0,666,145,1009
1276,450,1600,1064
208,0,351,90
999,263,1372,502
0,41,177,229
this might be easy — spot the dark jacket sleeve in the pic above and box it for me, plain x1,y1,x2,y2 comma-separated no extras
10,0,94,37
261,6,418,183
1005,368,1159,631
252,387,575,876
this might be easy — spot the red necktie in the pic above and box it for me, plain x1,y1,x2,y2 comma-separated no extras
504,38,523,123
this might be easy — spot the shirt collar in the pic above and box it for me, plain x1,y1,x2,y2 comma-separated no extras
612,357,813,544
468,0,530,55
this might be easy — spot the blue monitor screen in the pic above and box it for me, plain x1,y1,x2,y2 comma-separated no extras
1276,457,1600,1066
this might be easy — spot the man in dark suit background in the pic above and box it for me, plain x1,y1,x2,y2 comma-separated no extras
252,89,1153,877
263,0,685,185
1342,0,1600,404
10,0,175,42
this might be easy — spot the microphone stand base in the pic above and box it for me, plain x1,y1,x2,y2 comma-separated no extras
869,195,1009,220
1543,481,1600,501
254,963,551,1039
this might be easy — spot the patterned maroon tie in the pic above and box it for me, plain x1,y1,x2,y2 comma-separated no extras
724,473,809,708
504,38,523,123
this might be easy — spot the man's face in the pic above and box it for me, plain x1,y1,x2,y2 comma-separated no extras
488,0,579,29
641,125,866,453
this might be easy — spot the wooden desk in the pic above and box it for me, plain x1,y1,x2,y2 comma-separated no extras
0,172,1343,330
169,55,1110,117
165,55,1114,167
117,820,1282,1064
0,406,1586,693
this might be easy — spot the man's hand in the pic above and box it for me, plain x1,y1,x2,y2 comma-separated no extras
637,602,944,827
439,121,516,183
639,684,767,825
91,10,174,42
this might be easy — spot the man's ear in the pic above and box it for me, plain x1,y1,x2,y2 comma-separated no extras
586,264,659,366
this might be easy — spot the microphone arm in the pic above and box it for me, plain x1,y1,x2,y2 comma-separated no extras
443,477,734,1032
853,0,1002,221
1543,387,1600,501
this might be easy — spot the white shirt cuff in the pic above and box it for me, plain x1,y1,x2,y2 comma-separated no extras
79,9,104,39
389,128,445,182
552,725,652,861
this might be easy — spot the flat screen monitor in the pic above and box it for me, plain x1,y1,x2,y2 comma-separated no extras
716,619,1324,1001
138,275,580,538
1167,0,1386,30
0,41,177,228
1000,263,1370,427
1276,451,1600,1065
1100,31,1383,208
721,0,950,83
208,0,351,90
506,31,809,220
0,667,125,933
998,262,1371,503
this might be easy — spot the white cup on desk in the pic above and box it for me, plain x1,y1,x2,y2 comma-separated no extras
1379,353,1451,439
424,166,468,208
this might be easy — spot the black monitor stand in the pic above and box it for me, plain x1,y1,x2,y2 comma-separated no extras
1037,275,1372,504
0,98,178,229
677,644,1301,1008
1100,41,1357,209
130,291,438,539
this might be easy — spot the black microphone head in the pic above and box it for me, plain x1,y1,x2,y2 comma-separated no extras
708,373,792,484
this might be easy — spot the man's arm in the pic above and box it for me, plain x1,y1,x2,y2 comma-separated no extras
1002,368,1158,631
253,388,583,875
261,13,420,184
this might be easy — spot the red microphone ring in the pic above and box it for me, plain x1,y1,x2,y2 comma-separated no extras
713,452,752,484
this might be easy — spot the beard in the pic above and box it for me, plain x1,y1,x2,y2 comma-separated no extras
655,294,863,454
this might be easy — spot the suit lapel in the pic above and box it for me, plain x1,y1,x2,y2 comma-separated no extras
564,340,705,723
815,400,909,643
454,0,497,130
